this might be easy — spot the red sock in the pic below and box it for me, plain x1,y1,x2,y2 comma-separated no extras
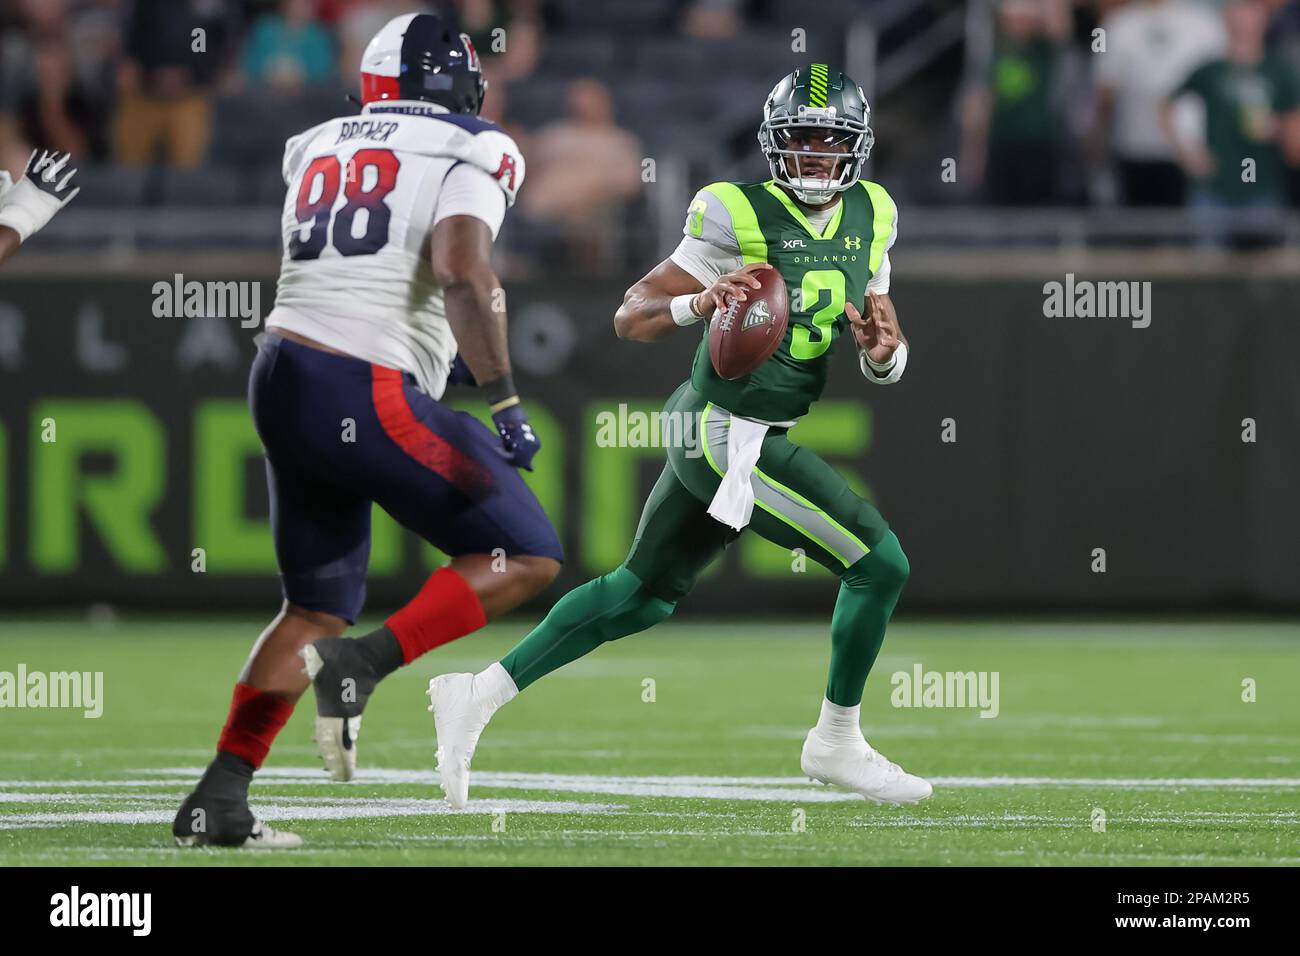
386,566,487,665
216,683,294,769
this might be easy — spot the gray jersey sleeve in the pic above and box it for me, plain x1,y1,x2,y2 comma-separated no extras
681,188,740,254
670,236,743,288
669,187,744,287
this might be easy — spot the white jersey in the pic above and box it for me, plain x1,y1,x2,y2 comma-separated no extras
266,101,524,399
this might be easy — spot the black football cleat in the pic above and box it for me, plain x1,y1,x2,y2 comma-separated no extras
172,754,302,848
299,637,382,781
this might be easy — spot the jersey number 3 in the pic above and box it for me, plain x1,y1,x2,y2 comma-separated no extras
289,149,400,260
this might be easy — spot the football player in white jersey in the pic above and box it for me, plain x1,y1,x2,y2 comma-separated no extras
173,12,562,848
0,150,81,267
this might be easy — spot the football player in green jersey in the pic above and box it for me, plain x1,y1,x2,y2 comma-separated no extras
428,65,932,807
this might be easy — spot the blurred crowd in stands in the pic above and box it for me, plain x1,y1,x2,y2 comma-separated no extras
2,0,1300,255
959,0,1300,246
0,0,810,264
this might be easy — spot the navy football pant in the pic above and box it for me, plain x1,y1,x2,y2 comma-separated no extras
248,333,562,623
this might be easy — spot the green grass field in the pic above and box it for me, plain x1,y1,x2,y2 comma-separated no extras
0,616,1297,866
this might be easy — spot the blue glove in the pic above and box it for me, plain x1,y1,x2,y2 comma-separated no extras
446,354,477,386
492,403,540,471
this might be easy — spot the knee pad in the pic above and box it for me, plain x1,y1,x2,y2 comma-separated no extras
842,531,910,595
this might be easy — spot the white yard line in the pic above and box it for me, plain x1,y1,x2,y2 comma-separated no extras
2,767,1298,796
118,767,1300,789
0,797,625,829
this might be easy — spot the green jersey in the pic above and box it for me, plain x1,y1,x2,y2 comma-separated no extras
681,179,897,422
1173,57,1300,205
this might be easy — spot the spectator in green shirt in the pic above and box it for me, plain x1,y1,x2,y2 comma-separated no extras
960,0,1072,205
1160,0,1300,246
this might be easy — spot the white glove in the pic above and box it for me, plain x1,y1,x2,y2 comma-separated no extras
0,149,81,243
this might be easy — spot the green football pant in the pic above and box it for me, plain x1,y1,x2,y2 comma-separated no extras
502,382,909,706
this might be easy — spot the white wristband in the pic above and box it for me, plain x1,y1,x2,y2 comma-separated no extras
864,351,896,374
860,341,908,385
670,293,705,327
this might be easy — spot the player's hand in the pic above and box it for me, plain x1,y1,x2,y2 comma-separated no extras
847,293,900,366
446,353,477,386
492,403,540,471
0,149,81,243
692,262,773,319
23,149,81,203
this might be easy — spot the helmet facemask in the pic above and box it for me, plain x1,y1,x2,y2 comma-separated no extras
759,107,873,205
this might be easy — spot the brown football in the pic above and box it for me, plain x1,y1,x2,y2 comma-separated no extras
707,267,790,380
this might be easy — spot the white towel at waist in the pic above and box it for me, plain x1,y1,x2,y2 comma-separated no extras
707,415,770,530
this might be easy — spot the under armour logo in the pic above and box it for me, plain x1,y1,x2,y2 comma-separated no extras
844,235,862,250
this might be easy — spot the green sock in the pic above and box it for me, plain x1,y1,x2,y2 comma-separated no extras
826,531,910,707
501,565,676,691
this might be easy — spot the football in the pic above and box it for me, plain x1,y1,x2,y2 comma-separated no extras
708,266,790,380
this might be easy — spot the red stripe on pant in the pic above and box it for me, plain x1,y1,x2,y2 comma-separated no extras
369,364,493,499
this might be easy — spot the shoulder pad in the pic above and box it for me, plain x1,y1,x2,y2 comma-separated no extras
683,184,741,254
393,113,525,206
860,180,898,229
860,180,899,263
458,125,525,207
281,120,333,185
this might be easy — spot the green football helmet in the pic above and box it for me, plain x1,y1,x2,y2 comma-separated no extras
757,64,874,205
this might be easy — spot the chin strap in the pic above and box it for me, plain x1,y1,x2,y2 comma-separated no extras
793,186,836,205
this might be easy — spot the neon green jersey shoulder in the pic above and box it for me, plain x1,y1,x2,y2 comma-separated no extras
688,180,897,422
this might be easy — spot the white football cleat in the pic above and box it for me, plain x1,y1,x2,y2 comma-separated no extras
801,730,933,805
312,714,362,782
426,672,496,809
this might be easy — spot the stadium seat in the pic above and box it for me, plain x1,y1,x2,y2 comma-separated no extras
767,0,861,29
210,87,347,173
615,77,721,126
631,36,717,79
714,32,810,76
158,165,244,207
504,77,574,127
255,165,290,206
63,165,151,208
553,0,672,32
536,33,620,78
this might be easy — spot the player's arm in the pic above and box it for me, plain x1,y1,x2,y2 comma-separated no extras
615,184,771,343
430,212,539,469
432,213,510,383
613,258,771,343
0,149,81,268
1158,69,1215,178
849,292,908,385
